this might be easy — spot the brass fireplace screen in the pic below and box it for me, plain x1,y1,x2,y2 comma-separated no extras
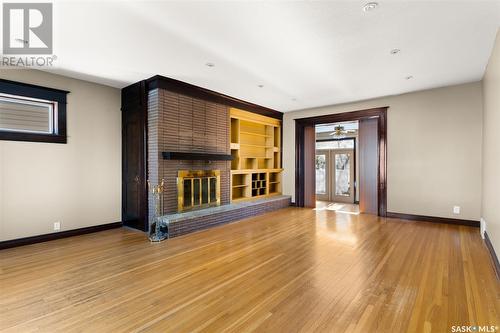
177,170,221,212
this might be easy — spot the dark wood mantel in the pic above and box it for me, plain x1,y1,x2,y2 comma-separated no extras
162,152,233,161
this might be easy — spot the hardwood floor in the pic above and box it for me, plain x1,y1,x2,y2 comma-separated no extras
315,201,360,214
0,207,499,332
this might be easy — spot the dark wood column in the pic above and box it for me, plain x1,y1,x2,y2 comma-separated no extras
359,118,379,214
303,125,317,208
121,81,148,231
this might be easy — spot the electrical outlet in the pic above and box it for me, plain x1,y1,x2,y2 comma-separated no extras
53,222,61,231
453,206,461,214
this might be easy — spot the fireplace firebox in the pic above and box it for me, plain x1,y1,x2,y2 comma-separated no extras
177,170,221,212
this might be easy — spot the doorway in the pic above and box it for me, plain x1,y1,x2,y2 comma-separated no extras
316,145,355,203
315,122,357,216
295,107,387,216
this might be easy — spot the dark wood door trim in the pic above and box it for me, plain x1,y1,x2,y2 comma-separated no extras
303,125,316,207
295,122,306,208
295,107,388,216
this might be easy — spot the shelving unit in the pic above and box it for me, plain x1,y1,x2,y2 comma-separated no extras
230,108,283,202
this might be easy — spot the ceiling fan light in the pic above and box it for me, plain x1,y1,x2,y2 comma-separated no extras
363,2,379,12
330,125,348,138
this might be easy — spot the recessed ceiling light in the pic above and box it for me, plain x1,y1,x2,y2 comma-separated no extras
363,2,379,12
258,84,264,88
205,62,215,67
390,49,400,55
405,75,414,80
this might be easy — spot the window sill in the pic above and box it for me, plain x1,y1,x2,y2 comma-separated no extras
0,132,67,144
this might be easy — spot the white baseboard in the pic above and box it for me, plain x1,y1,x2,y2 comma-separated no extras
480,217,486,239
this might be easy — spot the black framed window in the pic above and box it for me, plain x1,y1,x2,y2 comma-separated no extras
316,138,355,150
0,79,69,143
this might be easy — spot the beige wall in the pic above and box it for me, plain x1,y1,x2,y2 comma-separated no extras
0,70,121,241
283,82,483,221
482,29,500,255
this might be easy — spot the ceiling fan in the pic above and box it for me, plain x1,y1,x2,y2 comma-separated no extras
329,125,356,138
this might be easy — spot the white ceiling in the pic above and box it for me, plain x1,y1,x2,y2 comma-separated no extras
39,1,500,112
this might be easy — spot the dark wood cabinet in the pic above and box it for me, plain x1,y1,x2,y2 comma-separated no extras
121,81,148,231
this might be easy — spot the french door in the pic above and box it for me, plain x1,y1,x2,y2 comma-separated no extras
315,149,355,203
315,150,330,201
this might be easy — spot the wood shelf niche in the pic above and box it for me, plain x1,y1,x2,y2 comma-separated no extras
230,108,283,202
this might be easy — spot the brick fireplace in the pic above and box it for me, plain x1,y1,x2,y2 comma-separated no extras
122,76,288,232
147,88,231,217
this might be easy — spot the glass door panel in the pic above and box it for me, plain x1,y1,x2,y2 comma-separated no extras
315,150,329,201
335,153,351,196
332,150,354,203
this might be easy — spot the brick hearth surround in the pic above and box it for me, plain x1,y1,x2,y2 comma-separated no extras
164,195,291,238
147,88,231,217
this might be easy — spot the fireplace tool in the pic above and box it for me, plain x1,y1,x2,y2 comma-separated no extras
148,178,168,242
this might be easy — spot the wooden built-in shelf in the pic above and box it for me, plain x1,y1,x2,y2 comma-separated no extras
240,131,272,138
230,107,283,202
232,168,283,174
240,143,274,148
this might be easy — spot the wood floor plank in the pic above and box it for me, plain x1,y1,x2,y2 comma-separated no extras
0,206,499,332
